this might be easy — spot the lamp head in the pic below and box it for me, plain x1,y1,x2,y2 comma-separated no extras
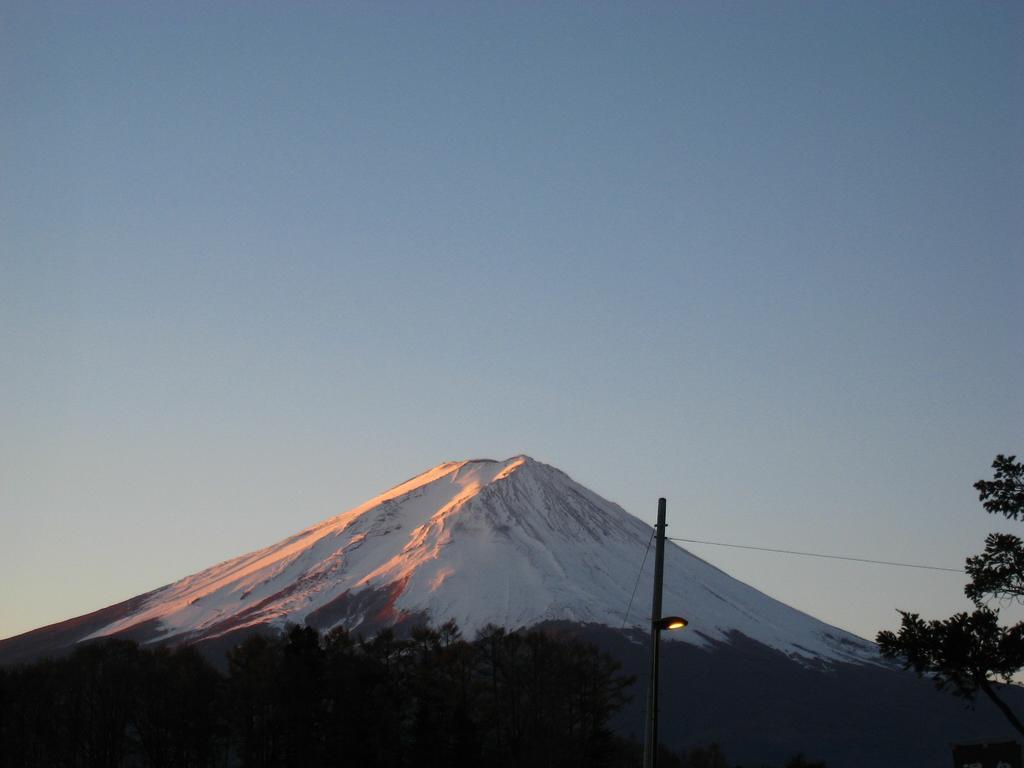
655,616,688,631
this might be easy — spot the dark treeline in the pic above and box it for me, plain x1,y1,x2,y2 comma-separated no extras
0,621,823,768
0,621,638,768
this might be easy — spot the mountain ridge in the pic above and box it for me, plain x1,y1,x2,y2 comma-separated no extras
1,454,877,668
9,455,1024,768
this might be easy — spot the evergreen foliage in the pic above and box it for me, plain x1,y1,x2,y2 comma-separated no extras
876,454,1024,736
0,621,823,766
784,755,827,768
0,622,635,768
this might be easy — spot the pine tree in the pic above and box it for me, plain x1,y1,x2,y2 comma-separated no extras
877,454,1024,736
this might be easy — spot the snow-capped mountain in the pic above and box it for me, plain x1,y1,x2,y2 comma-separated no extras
1,455,876,666
8,455,1024,767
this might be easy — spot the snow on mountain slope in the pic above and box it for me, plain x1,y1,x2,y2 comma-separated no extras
79,456,877,665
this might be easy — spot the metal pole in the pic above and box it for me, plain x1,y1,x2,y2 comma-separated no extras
642,498,667,768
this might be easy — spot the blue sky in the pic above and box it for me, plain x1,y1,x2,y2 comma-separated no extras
2,1,1021,641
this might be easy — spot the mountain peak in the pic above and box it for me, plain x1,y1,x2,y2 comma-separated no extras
6,455,879,668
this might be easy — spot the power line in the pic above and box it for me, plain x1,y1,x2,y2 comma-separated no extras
621,530,656,629
668,536,965,574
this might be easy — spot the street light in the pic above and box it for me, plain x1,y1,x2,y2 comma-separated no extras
655,616,688,631
642,500,688,768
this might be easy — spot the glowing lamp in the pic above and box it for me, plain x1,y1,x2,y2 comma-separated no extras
654,616,688,631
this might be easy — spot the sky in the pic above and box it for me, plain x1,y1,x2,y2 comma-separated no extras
1,1,1022,643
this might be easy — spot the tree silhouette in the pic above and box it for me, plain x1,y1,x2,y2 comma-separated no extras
227,633,285,767
966,455,1024,604
877,454,1024,736
678,742,729,768
784,754,827,768
2,619,641,767
133,645,222,767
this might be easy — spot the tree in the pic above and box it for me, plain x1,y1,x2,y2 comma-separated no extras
227,633,285,767
2,621,635,767
679,742,729,768
132,645,222,768
965,455,1024,604
877,454,1024,736
784,755,827,768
